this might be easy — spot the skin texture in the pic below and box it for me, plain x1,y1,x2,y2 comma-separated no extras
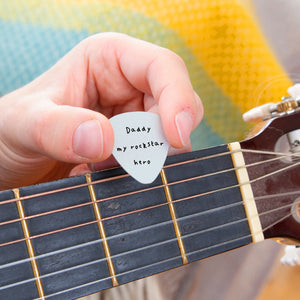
0,33,203,190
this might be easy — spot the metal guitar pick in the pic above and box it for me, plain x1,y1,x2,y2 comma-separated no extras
110,112,169,184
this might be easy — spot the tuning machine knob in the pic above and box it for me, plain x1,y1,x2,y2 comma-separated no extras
243,84,300,123
243,84,300,160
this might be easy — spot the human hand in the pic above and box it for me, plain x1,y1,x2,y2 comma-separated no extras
0,33,203,190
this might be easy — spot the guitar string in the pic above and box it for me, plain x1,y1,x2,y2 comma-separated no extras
0,151,298,293
3,197,300,294
0,217,253,291
0,147,296,207
1,201,298,294
0,158,298,249
36,206,300,300
0,179,298,288
29,225,284,300
0,151,296,227
1,164,299,289
0,149,234,206
41,202,300,300
0,159,298,250
0,152,290,228
0,200,244,270
0,192,299,276
0,230,257,294
0,189,298,275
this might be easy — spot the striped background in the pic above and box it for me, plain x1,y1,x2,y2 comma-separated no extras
0,0,292,149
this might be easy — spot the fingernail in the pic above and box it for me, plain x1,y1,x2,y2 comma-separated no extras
175,110,193,146
73,120,103,159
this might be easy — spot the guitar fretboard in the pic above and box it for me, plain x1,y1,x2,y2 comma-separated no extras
0,144,252,300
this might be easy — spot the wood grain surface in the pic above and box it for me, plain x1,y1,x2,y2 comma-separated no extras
257,248,300,300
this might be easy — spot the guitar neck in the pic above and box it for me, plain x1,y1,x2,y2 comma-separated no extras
0,143,262,300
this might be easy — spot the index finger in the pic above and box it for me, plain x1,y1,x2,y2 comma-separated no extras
89,33,203,148
117,34,203,148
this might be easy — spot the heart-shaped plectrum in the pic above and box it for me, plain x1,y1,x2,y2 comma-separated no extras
110,112,169,184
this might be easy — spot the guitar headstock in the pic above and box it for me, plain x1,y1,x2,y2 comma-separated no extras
241,104,300,245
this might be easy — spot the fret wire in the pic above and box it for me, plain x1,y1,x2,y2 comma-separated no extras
1,191,298,277
13,188,45,300
85,174,119,287
0,147,296,207
2,198,299,294
0,153,292,229
1,161,298,249
160,169,188,265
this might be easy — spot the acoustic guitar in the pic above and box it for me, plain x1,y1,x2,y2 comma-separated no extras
0,107,299,299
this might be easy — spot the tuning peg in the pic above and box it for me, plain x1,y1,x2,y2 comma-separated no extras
242,103,277,123
243,84,300,123
280,245,300,266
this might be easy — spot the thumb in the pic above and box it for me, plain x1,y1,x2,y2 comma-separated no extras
3,99,114,164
